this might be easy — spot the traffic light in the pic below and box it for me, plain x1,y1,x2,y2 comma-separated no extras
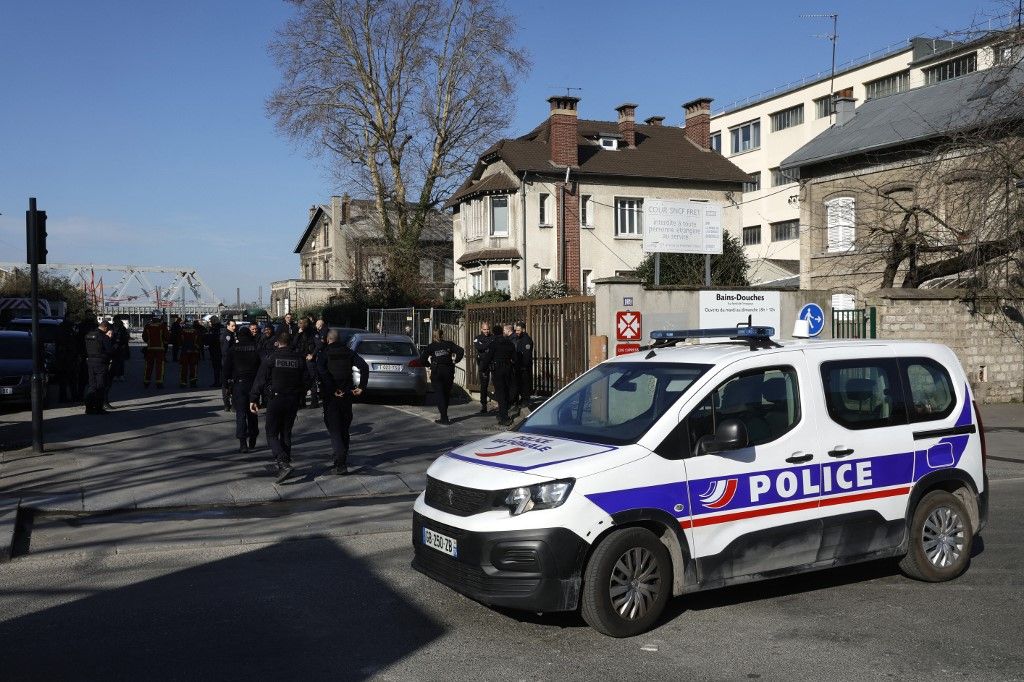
25,207,47,264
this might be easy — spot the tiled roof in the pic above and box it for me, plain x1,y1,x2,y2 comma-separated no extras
294,199,451,253
781,64,1024,171
455,248,522,265
447,172,520,207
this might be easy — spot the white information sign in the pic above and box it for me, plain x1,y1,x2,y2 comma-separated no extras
643,199,723,255
699,290,782,341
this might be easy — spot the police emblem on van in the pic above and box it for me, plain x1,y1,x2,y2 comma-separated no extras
699,478,738,509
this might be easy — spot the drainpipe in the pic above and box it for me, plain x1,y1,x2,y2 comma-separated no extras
521,171,528,295
560,165,570,282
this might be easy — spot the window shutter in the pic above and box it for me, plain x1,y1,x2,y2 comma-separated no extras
826,198,855,252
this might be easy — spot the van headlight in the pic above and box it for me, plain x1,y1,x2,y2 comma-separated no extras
504,479,575,516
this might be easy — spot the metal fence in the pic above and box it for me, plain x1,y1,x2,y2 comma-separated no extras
463,296,596,397
832,307,877,339
365,307,464,348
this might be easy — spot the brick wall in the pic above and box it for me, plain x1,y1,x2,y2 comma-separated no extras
550,112,578,167
867,290,1024,403
557,182,582,292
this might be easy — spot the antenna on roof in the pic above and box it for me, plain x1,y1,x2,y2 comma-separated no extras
546,85,583,97
801,12,839,122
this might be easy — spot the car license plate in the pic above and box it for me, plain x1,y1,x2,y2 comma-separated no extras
0,387,12,395
375,363,403,372
422,527,458,557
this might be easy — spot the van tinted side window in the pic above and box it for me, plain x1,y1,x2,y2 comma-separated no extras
820,358,907,430
679,366,800,456
900,357,955,423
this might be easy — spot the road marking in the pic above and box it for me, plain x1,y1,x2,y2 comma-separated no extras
989,476,1024,484
382,404,438,424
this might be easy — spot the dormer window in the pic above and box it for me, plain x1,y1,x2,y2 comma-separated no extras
600,137,619,150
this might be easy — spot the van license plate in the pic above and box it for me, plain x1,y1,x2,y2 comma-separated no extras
422,527,458,558
376,364,403,372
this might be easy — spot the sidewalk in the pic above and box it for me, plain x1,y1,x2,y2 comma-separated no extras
0,351,498,557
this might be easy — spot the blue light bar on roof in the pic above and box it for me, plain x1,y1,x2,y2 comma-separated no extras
650,326,775,341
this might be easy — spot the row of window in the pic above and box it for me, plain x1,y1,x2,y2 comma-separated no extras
367,256,454,283
741,219,800,246
462,194,643,238
740,166,799,194
467,268,601,296
304,259,332,280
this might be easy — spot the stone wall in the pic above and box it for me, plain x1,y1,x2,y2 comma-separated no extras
867,289,1024,403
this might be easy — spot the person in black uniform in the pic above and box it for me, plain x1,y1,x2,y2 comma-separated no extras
472,321,495,414
480,325,517,427
249,332,304,483
169,315,182,363
317,329,369,474
206,316,224,388
276,312,298,337
224,326,261,453
422,329,464,425
219,319,237,411
55,318,78,403
83,321,114,415
293,317,320,409
513,321,534,409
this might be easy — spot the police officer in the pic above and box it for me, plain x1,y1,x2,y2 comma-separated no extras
83,321,114,415
472,321,495,414
480,324,517,427
207,316,224,388
250,332,305,483
220,319,237,411
513,321,534,409
293,317,320,409
224,326,261,453
422,329,464,425
317,329,370,474
169,315,182,362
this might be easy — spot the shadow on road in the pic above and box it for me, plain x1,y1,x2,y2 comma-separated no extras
0,536,444,681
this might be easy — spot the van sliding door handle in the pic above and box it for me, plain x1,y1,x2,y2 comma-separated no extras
786,453,814,463
828,448,855,458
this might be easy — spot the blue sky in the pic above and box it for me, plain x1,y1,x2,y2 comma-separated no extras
0,0,1004,303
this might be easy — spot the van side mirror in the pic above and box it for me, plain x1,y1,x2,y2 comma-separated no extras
704,418,749,454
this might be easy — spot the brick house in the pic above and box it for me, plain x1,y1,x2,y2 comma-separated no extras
446,96,749,298
270,195,453,316
780,63,1023,304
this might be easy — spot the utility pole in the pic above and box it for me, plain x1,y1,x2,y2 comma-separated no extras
25,198,47,453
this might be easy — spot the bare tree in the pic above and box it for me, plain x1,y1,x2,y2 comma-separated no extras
268,0,529,295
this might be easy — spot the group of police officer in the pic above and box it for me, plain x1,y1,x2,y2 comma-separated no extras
472,320,534,427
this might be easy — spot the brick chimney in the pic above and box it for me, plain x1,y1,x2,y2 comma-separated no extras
548,95,580,166
615,103,638,147
644,115,665,127
683,97,713,149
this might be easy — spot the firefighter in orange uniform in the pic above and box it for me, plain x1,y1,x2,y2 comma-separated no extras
142,311,170,388
179,320,201,388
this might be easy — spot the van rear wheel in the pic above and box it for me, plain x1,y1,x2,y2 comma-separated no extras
581,527,671,637
899,490,973,582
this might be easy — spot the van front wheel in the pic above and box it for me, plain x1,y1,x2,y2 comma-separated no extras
581,527,671,637
900,490,973,582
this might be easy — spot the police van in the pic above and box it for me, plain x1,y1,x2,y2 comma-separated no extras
411,320,988,637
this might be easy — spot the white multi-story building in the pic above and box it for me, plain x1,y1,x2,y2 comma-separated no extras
711,32,1013,285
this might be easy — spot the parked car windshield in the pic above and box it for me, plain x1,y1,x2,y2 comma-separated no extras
518,362,711,446
0,337,33,359
357,340,417,357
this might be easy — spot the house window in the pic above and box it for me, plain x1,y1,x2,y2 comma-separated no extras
539,193,549,226
995,42,1022,64
419,258,433,281
323,260,331,279
310,262,317,280
615,198,643,236
825,197,855,252
924,52,977,85
469,271,483,295
491,269,510,293
490,195,509,236
581,195,592,227
729,119,760,154
771,219,799,242
813,96,832,119
582,269,595,295
742,225,761,246
770,167,798,187
444,258,453,283
742,172,761,193
865,70,909,99
540,268,551,280
710,132,721,153
770,104,804,132
323,225,330,248
600,137,619,150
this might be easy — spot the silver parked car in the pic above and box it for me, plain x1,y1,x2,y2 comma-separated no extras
348,333,427,402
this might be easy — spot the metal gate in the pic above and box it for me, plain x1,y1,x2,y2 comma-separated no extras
832,307,877,339
464,296,596,396
365,307,463,348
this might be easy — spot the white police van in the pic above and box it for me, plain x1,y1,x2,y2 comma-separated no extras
412,321,988,637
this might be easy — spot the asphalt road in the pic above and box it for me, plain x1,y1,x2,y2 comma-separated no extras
1,475,1022,681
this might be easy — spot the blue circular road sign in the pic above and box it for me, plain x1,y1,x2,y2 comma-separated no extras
799,303,825,336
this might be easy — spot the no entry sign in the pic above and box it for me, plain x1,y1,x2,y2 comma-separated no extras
616,311,642,341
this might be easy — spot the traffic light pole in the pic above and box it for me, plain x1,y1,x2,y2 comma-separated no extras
27,198,44,452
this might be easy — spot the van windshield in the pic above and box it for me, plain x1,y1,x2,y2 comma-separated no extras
518,362,711,446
